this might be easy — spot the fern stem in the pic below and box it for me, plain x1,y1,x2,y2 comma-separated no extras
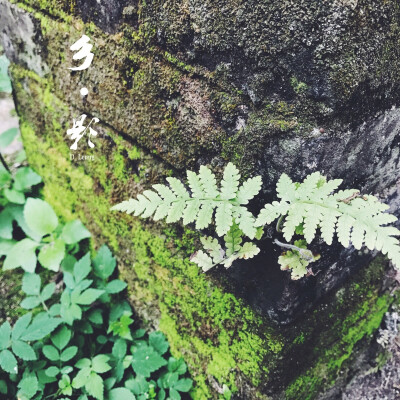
276,215,285,233
273,239,315,262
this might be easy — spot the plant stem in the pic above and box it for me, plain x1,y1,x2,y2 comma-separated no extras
0,152,10,173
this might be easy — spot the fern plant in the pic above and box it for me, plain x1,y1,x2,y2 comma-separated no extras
113,164,400,279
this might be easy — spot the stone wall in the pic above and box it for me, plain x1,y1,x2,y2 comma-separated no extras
1,0,399,398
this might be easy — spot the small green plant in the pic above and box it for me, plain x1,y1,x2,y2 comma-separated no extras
113,163,400,279
0,139,193,398
0,248,192,400
1,195,91,272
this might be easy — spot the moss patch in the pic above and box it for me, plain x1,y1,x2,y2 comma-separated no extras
10,62,395,399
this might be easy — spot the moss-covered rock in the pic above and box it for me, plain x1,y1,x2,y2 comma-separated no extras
1,0,400,398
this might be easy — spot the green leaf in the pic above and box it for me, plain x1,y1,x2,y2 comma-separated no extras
38,239,65,271
18,375,38,399
174,378,192,392
60,346,78,362
45,366,60,377
0,322,11,350
131,345,167,377
24,198,58,238
20,296,41,310
125,375,149,395
0,209,14,240
112,339,127,360
76,288,105,305
0,55,11,93
108,387,136,400
9,205,42,242
220,162,240,200
61,254,77,273
72,367,91,388
11,340,36,361
92,354,111,374
149,331,169,355
12,313,32,341
190,250,214,272
88,309,103,325
51,326,71,350
13,167,42,191
237,242,260,260
0,379,7,394
61,303,82,325
73,253,91,283
3,238,38,272
167,357,187,375
21,314,62,341
22,273,41,295
93,245,116,279
86,372,104,400
0,238,15,256
43,345,60,361
0,349,17,374
170,388,181,400
215,202,233,236
61,220,91,244
4,188,25,204
75,358,91,369
41,282,56,301
106,280,127,294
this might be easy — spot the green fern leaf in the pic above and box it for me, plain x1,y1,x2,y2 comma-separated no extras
199,166,219,198
182,199,200,225
196,201,215,230
255,201,289,226
257,172,400,269
278,251,309,280
166,177,189,198
191,226,260,272
190,250,214,272
113,163,260,239
186,171,204,198
224,224,243,257
200,236,224,261
215,203,233,236
233,208,257,239
236,176,262,204
277,240,319,279
220,163,240,200
237,242,260,259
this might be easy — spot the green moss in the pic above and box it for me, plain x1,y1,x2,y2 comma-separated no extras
290,76,309,95
164,51,195,73
10,23,395,398
14,66,283,398
284,257,393,399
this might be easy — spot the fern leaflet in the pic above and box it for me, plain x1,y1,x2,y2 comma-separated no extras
112,163,262,238
256,172,400,268
191,224,260,272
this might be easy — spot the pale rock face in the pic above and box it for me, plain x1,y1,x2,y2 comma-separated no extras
0,1,49,76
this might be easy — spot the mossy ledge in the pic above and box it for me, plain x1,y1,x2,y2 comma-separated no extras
9,62,396,399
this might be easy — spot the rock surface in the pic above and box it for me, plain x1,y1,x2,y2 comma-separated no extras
1,0,400,398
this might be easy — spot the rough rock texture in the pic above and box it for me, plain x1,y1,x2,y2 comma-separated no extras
1,0,400,398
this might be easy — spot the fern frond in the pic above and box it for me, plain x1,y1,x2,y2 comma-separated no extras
191,225,260,272
223,223,243,257
257,172,400,269
112,162,262,238
236,176,262,204
277,239,319,280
